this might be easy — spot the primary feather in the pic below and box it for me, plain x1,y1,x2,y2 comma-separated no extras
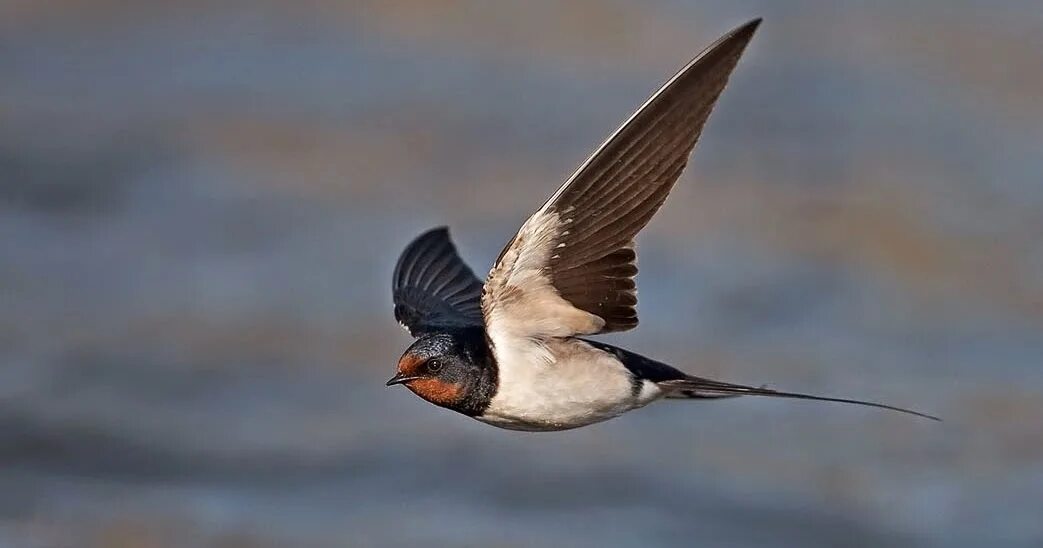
392,227,484,337
482,19,762,345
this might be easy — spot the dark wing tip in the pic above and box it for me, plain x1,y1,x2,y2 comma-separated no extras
415,225,451,242
699,17,762,63
681,18,760,76
728,18,762,41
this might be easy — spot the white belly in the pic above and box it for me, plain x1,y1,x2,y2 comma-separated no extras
478,339,663,431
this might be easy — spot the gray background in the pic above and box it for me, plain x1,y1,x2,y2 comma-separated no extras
2,1,1041,546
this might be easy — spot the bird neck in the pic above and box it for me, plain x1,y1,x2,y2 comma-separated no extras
448,326,498,417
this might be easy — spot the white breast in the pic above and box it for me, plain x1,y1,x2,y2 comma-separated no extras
478,338,663,431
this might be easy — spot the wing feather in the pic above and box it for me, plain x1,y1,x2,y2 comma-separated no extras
392,227,484,337
482,19,761,344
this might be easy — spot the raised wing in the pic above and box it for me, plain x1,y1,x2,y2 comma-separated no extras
392,227,485,337
482,19,761,345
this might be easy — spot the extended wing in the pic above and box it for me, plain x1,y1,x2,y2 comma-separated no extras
392,227,484,337
482,19,761,348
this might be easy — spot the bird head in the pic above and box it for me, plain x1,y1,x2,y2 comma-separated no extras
387,333,473,409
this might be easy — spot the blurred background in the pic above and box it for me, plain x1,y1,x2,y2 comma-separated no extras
2,1,1042,546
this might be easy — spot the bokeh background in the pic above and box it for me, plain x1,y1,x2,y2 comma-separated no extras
2,1,1042,546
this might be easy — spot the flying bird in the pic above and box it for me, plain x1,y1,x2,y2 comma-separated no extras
386,19,938,431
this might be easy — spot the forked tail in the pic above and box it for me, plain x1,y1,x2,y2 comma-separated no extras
658,377,940,420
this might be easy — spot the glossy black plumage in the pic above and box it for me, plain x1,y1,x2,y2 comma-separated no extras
396,327,499,416
392,227,484,337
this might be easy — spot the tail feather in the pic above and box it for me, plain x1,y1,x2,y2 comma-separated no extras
658,377,940,421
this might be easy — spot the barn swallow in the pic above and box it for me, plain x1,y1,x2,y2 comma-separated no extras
386,19,938,431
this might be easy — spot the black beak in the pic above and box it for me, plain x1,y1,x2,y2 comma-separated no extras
386,373,423,386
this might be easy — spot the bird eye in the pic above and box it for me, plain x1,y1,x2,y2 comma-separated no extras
426,359,443,373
